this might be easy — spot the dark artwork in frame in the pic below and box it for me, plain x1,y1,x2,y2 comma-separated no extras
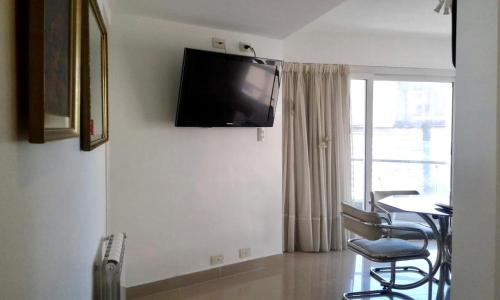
28,0,81,143
44,0,71,118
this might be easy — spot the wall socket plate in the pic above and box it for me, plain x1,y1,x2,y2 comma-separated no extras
239,42,252,52
212,38,226,50
239,248,251,259
210,254,224,265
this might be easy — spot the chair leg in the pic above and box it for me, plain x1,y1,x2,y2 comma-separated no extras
390,262,396,285
343,289,416,300
343,288,389,300
344,262,413,300
371,266,440,284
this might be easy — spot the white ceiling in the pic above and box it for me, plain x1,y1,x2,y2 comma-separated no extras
300,0,452,36
113,0,346,39
114,0,451,39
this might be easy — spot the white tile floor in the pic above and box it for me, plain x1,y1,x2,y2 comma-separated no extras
133,241,450,300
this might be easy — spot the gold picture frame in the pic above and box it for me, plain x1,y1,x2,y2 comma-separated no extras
81,0,109,151
28,0,81,143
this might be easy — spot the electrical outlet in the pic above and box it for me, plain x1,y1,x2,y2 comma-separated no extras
239,42,252,52
239,248,251,259
210,254,224,265
212,38,226,50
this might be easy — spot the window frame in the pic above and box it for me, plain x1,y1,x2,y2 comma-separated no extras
350,66,456,209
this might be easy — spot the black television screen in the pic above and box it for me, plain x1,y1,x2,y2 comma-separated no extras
175,48,282,127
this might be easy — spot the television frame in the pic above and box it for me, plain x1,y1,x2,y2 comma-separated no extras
175,48,282,128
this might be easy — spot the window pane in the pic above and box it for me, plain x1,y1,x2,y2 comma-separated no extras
350,80,366,208
372,81,453,198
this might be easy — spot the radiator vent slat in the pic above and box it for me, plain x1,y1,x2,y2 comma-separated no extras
100,232,126,300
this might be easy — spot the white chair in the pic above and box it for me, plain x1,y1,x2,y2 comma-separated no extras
370,190,439,286
370,190,435,240
342,202,433,300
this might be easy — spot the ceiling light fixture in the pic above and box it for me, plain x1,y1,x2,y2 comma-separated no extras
434,0,453,15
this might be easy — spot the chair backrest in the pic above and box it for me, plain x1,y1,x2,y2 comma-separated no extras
341,202,383,240
369,190,419,212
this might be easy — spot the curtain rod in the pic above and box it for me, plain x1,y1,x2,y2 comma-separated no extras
284,61,454,72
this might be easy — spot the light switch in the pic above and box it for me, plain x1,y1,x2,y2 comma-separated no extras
257,128,264,142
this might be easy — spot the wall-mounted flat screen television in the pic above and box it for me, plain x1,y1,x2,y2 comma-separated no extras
175,48,282,127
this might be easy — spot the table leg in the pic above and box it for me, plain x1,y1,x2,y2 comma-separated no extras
418,214,443,279
418,213,453,300
436,216,451,300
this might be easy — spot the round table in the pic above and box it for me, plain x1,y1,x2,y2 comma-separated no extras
378,195,452,299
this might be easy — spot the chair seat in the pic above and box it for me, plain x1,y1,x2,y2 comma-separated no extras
349,238,430,260
388,221,436,240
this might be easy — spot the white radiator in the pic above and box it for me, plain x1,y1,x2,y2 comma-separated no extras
98,233,126,300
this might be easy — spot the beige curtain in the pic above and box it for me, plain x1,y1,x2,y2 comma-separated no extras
283,62,351,252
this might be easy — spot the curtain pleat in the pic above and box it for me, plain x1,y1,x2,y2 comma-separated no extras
283,63,351,252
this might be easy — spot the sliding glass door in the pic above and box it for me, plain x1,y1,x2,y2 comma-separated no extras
350,75,454,209
350,80,366,208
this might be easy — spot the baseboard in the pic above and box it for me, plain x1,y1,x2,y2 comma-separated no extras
126,254,284,299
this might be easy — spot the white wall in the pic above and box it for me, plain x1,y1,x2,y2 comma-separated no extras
284,30,453,69
452,0,499,299
107,14,283,286
0,1,108,299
